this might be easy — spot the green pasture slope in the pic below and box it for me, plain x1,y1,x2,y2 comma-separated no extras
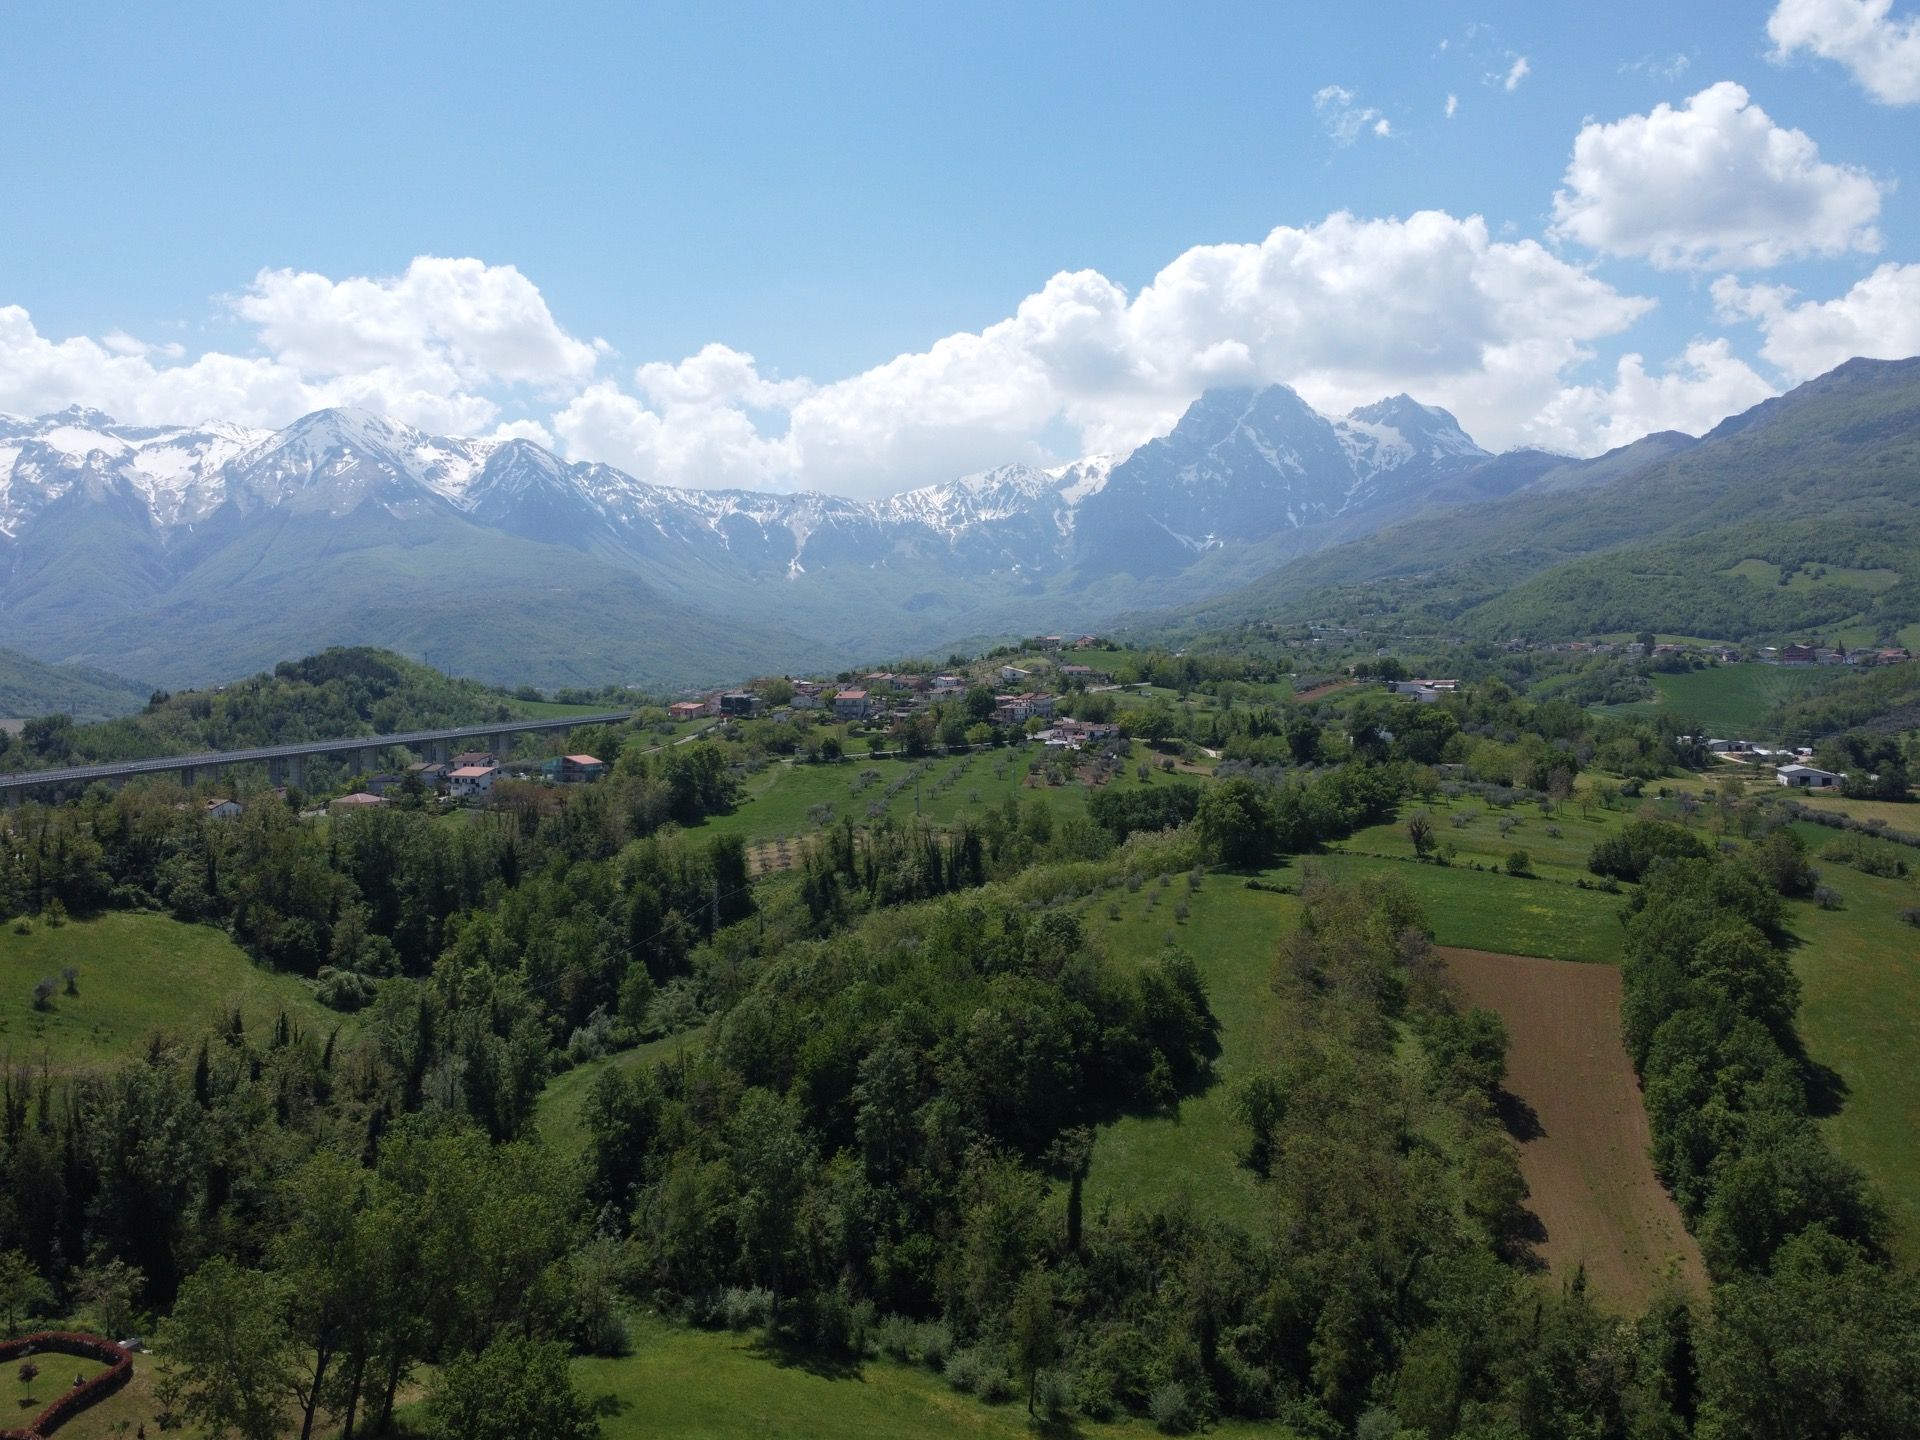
554,1314,1290,1440
0,911,339,1069
1780,821,1920,1262
1602,664,1838,736
685,746,1167,849
1078,874,1300,1234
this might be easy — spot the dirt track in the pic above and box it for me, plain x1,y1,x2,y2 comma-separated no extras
1440,946,1707,1310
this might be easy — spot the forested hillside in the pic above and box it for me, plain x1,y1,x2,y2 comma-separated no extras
0,647,148,722
2,648,1914,1439
1178,356,1920,644
0,646,579,773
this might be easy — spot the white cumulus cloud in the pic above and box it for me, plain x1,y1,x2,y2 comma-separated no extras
1714,264,1920,379
554,211,1653,495
0,225,1669,496
0,257,605,434
1313,85,1392,144
1550,81,1883,269
1768,0,1920,104
1503,56,1531,90
1531,338,1779,453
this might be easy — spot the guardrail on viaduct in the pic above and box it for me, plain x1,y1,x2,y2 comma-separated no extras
0,711,635,802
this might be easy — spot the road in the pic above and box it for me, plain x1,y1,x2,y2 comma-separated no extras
0,710,636,796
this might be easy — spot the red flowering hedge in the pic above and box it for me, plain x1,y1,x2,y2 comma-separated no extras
0,1332,134,1439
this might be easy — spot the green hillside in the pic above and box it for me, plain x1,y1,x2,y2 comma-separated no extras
7,505,838,692
1600,665,1845,737
0,911,339,1069
1177,356,1920,645
0,645,619,774
0,647,149,721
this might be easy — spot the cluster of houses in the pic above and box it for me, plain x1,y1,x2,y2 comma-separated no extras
1756,643,1912,667
661,650,1124,751
1385,677,1462,704
1519,638,1913,667
1688,736,1850,790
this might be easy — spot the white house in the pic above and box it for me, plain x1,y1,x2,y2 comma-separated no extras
448,764,500,799
1776,764,1843,789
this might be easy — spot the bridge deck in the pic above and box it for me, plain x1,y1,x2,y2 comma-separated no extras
0,711,634,793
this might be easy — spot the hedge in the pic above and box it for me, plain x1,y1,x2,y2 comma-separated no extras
0,1332,134,1439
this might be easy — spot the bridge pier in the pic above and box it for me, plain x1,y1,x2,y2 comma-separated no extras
358,746,379,775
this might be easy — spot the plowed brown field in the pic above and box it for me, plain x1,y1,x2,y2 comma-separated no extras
1440,946,1707,1310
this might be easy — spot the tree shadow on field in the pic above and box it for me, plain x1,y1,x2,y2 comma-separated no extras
1492,1084,1551,1274
1801,1054,1850,1119
1495,1086,1545,1143
747,1332,866,1382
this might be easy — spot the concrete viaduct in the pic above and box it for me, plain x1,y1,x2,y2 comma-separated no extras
0,711,635,804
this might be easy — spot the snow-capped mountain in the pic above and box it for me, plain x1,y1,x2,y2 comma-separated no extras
0,387,1483,567
1070,384,1490,573
0,385,1506,687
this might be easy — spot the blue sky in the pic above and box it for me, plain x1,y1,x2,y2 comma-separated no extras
2,0,1916,494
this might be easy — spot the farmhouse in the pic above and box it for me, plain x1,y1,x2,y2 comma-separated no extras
448,764,500,799
542,753,608,784
450,750,497,769
204,797,243,820
667,701,708,722
719,691,760,717
833,688,870,720
330,791,389,811
1776,764,1843,789
1035,717,1119,749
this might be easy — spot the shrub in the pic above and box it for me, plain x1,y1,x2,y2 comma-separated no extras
1072,1364,1118,1420
30,977,55,1011
976,1363,1014,1404
719,1286,772,1331
1149,1381,1192,1433
945,1347,990,1394
18,1360,38,1385
1033,1368,1072,1418
1814,884,1843,910
1505,849,1532,877
916,1320,953,1371
1901,906,1920,929
315,967,376,1013
60,966,78,997
876,1314,915,1361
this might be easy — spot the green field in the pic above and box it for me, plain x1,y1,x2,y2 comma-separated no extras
1603,665,1839,737
537,1026,709,1156
558,1314,1289,1440
685,747,1171,850
1778,828,1920,1261
0,912,341,1068
1,1354,113,1432
1722,558,1901,594
1077,876,1299,1232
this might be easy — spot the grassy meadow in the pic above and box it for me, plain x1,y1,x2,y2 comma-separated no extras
1602,664,1840,737
1778,824,1920,1261
552,1314,1293,1440
1077,875,1300,1233
0,911,339,1069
